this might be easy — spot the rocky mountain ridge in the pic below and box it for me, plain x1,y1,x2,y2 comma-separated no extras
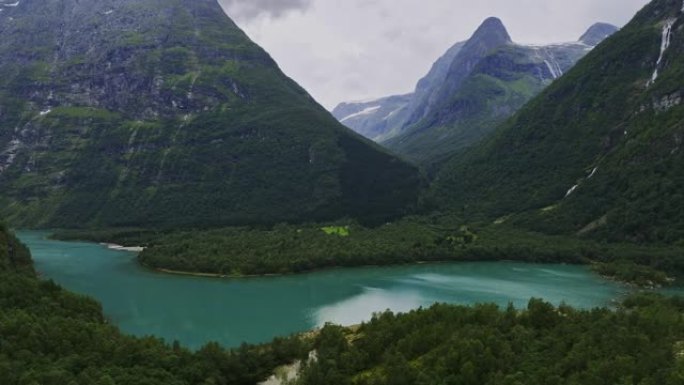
333,19,617,166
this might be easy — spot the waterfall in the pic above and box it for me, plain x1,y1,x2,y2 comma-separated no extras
648,20,675,86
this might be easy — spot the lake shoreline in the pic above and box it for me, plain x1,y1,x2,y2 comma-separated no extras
141,259,500,280
151,267,284,279
144,258,678,290
19,229,670,350
46,228,677,289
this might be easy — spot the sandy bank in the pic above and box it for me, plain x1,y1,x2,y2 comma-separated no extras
101,243,145,253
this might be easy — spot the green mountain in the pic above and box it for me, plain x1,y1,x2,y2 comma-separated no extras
430,0,684,244
0,0,421,229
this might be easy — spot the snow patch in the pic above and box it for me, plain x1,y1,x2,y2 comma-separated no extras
2,1,20,7
347,97,382,105
648,19,676,86
340,105,381,122
382,107,403,121
104,9,114,15
565,184,579,198
39,108,51,116
523,42,580,48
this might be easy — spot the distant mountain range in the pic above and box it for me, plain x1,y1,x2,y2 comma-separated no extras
333,19,618,166
0,0,422,228
430,0,684,243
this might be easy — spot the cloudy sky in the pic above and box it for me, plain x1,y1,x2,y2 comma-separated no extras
218,0,650,110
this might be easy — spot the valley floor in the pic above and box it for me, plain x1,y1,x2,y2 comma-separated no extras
52,216,684,288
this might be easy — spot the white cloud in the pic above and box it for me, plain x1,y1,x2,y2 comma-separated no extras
218,0,312,21
226,0,651,109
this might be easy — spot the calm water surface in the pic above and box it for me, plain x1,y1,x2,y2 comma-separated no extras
19,230,632,349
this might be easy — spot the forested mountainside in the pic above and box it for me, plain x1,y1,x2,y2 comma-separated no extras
430,0,684,244
0,0,421,229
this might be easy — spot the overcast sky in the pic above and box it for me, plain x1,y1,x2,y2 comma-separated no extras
218,0,650,110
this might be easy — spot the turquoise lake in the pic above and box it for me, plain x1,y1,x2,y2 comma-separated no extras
19,231,635,349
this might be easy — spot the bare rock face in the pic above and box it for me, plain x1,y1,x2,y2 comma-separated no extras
0,0,421,228
579,22,619,46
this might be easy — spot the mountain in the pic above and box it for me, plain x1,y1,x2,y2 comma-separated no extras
383,19,618,166
0,0,422,228
331,39,466,141
430,0,684,243
406,17,514,127
331,94,412,140
580,22,621,45
334,19,617,167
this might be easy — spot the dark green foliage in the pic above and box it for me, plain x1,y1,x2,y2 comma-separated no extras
429,0,684,244
0,0,421,229
134,217,684,284
0,223,33,274
49,227,165,247
297,296,684,385
0,226,310,385
593,261,672,287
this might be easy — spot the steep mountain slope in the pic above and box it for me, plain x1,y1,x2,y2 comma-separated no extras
383,20,617,166
331,94,412,140
431,0,684,243
0,0,421,228
331,40,466,142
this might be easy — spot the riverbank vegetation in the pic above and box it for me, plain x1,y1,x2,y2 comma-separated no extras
122,216,683,286
0,226,311,385
50,227,164,247
592,261,673,288
296,294,684,385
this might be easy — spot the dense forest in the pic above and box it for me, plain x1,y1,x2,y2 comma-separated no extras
0,225,310,385
105,217,682,286
296,294,684,385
